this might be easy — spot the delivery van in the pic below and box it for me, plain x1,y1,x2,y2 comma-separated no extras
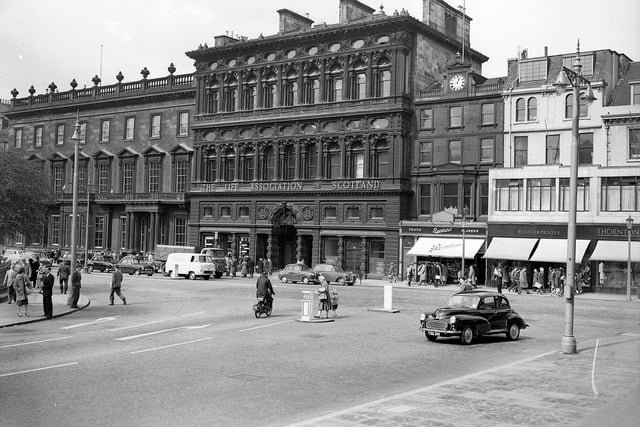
165,253,216,280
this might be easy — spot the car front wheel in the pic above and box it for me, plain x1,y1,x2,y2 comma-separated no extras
460,326,474,345
281,277,288,283
188,272,196,280
302,277,310,284
425,332,437,342
337,277,345,286
507,323,521,341
133,270,140,276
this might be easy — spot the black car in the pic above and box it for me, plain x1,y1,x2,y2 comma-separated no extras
87,255,117,273
419,290,528,345
115,255,155,276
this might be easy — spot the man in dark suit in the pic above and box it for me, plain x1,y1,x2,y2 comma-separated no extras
42,266,55,319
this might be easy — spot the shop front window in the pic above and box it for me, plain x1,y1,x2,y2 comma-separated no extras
368,239,385,276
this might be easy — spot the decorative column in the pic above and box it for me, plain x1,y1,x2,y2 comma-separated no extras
267,234,273,260
338,236,344,267
234,145,241,181
296,235,303,262
360,237,367,279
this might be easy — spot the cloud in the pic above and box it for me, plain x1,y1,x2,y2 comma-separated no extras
102,17,132,43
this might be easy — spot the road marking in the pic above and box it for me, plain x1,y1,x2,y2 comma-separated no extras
130,337,213,354
0,336,72,349
592,339,600,396
182,311,205,317
60,316,119,330
239,320,292,332
109,312,206,331
115,324,212,341
0,362,78,378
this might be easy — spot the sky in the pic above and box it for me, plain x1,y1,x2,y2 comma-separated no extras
1,0,639,100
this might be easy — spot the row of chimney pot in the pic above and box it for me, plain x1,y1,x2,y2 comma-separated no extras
10,63,177,98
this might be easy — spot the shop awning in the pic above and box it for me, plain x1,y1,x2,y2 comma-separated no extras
407,237,485,259
529,239,590,263
483,237,538,261
589,241,640,262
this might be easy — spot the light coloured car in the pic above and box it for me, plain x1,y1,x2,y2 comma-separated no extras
312,263,356,286
278,263,317,284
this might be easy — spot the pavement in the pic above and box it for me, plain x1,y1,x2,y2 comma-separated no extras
1,278,638,426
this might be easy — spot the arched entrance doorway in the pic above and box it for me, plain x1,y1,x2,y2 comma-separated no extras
270,203,299,268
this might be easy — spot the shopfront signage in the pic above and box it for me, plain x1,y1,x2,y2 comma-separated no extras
489,223,640,241
401,225,485,236
192,179,382,193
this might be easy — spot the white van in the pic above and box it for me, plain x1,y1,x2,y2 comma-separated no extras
165,253,216,280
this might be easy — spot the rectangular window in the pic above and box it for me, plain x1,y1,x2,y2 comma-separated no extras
633,85,640,105
420,108,433,129
148,162,160,193
448,140,461,164
601,176,639,212
94,215,105,248
120,216,127,249
630,129,640,160
562,54,594,76
56,124,65,145
121,163,134,193
34,126,43,148
125,117,135,140
175,217,186,246
546,134,560,165
579,133,593,165
98,163,110,194
175,160,188,192
151,114,161,138
53,165,64,194
325,206,337,219
442,183,458,211
178,112,189,136
220,206,231,217
449,106,462,128
527,178,556,211
480,138,494,163
495,179,523,211
239,207,250,217
480,182,489,215
560,178,590,212
346,207,360,219
79,122,87,144
101,120,110,142
77,163,87,193
419,184,431,215
51,215,61,246
419,141,433,165
14,128,22,148
370,207,383,219
519,58,548,81
514,136,528,167
203,206,214,217
481,103,495,125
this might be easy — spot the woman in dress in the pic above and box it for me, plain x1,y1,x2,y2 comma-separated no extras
13,264,30,317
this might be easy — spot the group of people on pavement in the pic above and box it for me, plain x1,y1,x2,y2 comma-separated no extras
491,262,590,295
225,254,274,278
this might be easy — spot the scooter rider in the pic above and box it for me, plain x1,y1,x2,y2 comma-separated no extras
256,270,275,309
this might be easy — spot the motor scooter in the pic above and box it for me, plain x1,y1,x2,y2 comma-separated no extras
253,297,272,318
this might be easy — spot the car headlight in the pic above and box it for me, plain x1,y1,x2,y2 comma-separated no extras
419,313,426,321
450,316,457,324
428,314,434,320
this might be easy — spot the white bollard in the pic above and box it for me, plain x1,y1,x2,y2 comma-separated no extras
384,285,393,311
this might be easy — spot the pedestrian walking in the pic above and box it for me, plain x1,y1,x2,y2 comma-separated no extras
41,266,54,319
247,257,255,278
387,262,397,283
29,257,40,288
256,257,264,275
493,263,503,293
518,266,528,294
418,263,427,286
240,257,248,277
69,266,82,308
3,263,17,304
266,257,273,276
501,263,510,294
468,264,477,288
57,261,70,294
109,266,127,305
406,263,415,287
13,264,31,317
315,275,335,318
231,255,238,277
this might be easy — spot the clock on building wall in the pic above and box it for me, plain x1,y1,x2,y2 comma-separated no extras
449,74,466,91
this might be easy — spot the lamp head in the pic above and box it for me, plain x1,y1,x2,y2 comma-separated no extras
70,121,82,142
627,215,634,230
582,84,597,105
553,70,570,94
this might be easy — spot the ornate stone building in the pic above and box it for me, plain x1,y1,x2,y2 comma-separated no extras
185,0,488,276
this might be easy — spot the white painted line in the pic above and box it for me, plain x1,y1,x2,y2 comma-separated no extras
109,319,167,332
115,324,212,341
0,362,78,378
0,336,72,349
60,316,119,330
592,338,600,396
183,311,205,317
239,320,292,332
130,337,213,354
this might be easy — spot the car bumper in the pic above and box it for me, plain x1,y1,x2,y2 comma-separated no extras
420,321,461,337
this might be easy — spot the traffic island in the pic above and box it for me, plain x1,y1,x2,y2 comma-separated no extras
295,290,336,323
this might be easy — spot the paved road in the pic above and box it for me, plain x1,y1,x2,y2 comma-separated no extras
1,273,638,426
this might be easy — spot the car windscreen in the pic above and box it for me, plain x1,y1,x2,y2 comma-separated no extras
447,295,479,309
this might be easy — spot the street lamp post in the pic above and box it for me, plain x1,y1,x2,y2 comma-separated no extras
461,207,468,279
83,179,91,272
627,216,634,301
553,41,597,354
69,117,82,287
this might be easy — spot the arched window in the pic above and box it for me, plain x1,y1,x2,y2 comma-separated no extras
262,146,275,180
242,74,257,111
206,77,219,114
303,66,320,104
223,76,237,112
281,145,296,179
349,142,365,178
222,148,235,181
350,61,367,100
301,143,318,179
262,73,277,108
565,93,588,118
241,147,254,180
515,98,526,122
527,97,537,121
374,58,391,97
204,148,217,181
326,64,343,102
371,139,389,177
325,142,341,179
283,70,298,107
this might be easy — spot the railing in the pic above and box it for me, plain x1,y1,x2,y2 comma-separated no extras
95,192,185,202
417,82,505,99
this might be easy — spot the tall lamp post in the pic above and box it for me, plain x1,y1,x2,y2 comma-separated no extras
461,206,468,279
83,179,91,272
553,41,597,354
627,216,634,301
69,117,82,281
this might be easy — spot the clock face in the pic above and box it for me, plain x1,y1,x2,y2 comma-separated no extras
449,74,466,91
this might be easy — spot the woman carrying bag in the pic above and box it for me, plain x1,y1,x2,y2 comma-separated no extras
13,263,31,317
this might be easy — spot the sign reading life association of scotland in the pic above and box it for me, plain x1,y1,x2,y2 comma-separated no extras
192,180,382,192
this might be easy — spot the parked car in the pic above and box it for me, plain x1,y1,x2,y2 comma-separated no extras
312,263,356,286
115,255,155,276
278,263,317,284
419,290,528,345
87,254,117,273
21,251,53,268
